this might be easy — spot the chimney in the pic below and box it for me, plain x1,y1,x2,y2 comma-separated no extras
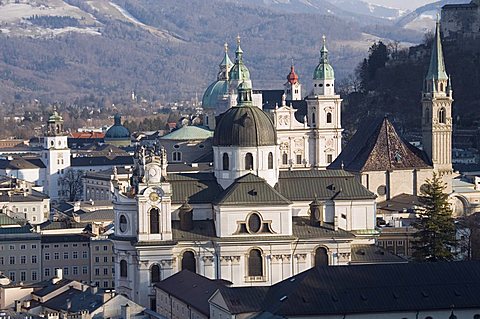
121,304,130,319
309,197,323,227
178,200,193,231
14,300,21,312
52,268,63,284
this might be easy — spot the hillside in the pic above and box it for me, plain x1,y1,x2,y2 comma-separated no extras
0,0,425,104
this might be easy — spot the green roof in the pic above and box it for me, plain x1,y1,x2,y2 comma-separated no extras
0,213,20,226
169,173,222,204
215,174,292,206
426,20,448,81
105,114,130,139
229,39,250,82
160,125,213,141
276,170,376,201
313,37,335,80
201,80,229,109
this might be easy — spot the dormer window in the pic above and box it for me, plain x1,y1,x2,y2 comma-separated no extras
394,151,402,163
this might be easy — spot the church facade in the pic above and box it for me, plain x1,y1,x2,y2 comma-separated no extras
112,59,381,307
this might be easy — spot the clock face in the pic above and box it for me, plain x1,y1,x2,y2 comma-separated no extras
149,167,158,177
149,192,159,202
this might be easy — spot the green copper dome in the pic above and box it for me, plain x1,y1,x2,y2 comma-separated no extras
202,80,229,110
313,36,335,80
105,114,130,139
229,36,251,82
213,82,276,147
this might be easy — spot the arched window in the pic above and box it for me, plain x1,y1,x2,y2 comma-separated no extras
181,251,196,273
222,153,229,171
326,112,332,124
248,249,263,277
120,260,128,278
119,215,127,233
282,153,288,165
151,264,161,284
439,108,446,124
314,247,329,267
268,152,273,169
440,82,444,92
245,153,253,170
473,314,480,319
150,208,160,234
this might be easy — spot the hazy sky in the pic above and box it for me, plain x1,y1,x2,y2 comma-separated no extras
365,0,436,10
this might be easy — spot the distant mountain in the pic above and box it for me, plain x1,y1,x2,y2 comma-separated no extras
0,0,425,104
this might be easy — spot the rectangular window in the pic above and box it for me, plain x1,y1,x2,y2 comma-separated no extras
45,253,50,260
0,257,3,265
54,244,59,248
45,268,50,277
20,244,26,250
20,256,26,264
95,281,100,287
112,256,115,262
20,271,26,282
95,257,100,263
63,252,69,259
73,251,78,259
63,267,69,276
54,252,59,260
32,255,37,264
9,245,14,250
103,268,108,275
63,244,68,248
82,252,88,259
296,154,302,165
103,281,109,288
103,245,108,251
9,272,15,282
32,271,37,281
327,154,333,164
95,246,100,251
9,256,15,264
82,266,88,275
387,240,394,246
397,240,404,246
73,267,78,275
95,268,100,276
104,256,108,263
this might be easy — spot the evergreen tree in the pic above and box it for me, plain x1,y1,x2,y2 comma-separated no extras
412,173,456,262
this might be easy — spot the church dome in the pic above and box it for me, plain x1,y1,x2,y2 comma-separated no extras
201,80,229,110
105,114,131,147
229,36,251,82
313,36,335,80
287,65,299,84
213,82,276,147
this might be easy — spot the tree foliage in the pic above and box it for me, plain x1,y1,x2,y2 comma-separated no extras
412,173,456,262
60,169,84,202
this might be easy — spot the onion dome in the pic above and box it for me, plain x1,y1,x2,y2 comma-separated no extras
313,35,335,80
229,35,251,82
213,81,276,147
287,64,299,84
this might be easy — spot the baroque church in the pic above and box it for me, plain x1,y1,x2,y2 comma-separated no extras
112,21,453,308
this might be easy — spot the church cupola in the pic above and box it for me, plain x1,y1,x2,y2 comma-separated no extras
218,42,233,81
46,107,65,137
213,81,278,188
312,35,335,96
229,35,252,93
421,17,453,192
284,62,302,100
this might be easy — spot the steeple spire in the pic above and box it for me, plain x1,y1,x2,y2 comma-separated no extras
235,34,243,62
426,17,448,81
218,42,233,81
320,35,329,63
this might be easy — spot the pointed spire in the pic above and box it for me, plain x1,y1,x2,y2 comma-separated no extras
320,35,329,63
219,42,233,81
235,34,243,61
426,17,448,81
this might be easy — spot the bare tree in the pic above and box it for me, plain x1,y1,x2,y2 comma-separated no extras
60,169,84,202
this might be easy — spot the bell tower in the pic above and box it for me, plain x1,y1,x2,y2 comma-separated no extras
284,62,302,100
421,19,453,192
306,36,343,169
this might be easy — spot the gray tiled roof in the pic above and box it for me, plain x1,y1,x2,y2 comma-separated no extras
169,173,222,204
42,287,104,313
292,217,354,239
78,209,114,222
215,174,292,206
329,117,432,172
222,261,480,317
0,157,46,169
154,270,230,316
276,170,376,201
0,212,20,225
350,244,407,264
71,155,133,167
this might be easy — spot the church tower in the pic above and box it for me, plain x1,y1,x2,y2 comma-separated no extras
306,36,343,169
421,19,453,192
284,63,302,100
42,108,71,201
